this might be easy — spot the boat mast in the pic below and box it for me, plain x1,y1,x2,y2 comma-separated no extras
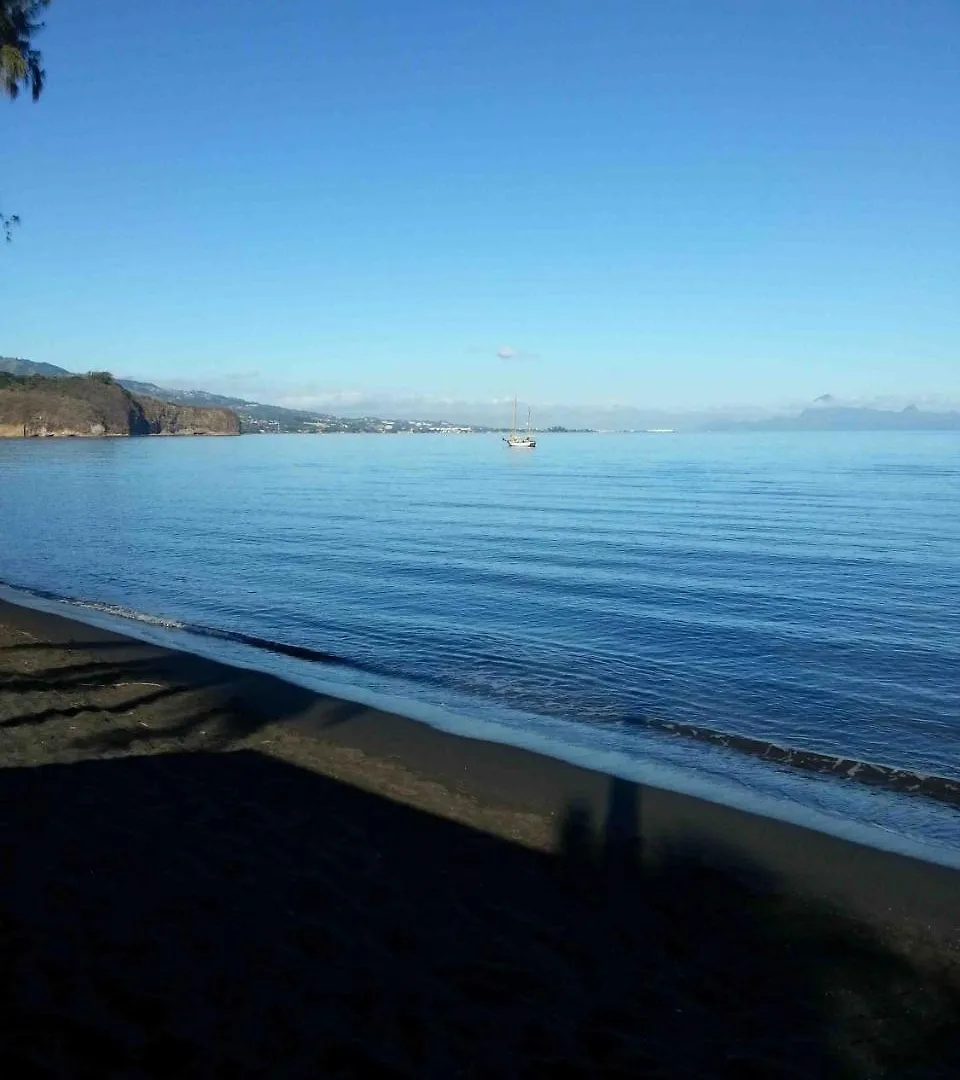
512,396,518,437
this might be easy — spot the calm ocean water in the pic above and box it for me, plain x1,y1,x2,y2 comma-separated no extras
2,432,959,859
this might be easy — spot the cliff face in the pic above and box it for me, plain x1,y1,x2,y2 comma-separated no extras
137,396,241,435
0,375,240,437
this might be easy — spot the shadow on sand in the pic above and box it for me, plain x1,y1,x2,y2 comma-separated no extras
1,638,960,1078
0,635,368,752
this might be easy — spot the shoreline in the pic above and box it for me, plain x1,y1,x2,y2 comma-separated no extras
0,431,240,438
4,579,959,862
2,595,958,939
3,595,960,1075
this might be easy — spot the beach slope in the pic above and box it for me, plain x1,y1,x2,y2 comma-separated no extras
1,599,958,1077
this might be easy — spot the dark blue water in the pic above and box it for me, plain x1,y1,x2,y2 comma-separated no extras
2,433,958,859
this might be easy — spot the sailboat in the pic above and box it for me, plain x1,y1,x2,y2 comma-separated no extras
504,397,536,449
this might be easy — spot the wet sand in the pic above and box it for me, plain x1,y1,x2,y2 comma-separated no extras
2,598,959,1077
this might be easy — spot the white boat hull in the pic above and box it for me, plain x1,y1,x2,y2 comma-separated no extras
504,398,536,447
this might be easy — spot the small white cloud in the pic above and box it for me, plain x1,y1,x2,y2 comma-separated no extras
497,344,541,361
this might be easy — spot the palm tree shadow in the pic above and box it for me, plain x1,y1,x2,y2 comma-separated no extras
0,631,369,754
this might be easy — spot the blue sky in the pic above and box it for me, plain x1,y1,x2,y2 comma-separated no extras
2,0,958,410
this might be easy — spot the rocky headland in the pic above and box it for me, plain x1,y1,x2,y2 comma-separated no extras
0,372,240,437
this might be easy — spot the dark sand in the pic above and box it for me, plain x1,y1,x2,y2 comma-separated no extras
1,599,959,1078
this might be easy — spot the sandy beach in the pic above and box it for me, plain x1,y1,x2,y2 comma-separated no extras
1,597,959,1077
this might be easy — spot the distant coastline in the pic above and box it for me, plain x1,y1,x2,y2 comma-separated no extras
3,357,959,434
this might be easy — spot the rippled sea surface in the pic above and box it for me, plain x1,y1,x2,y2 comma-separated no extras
2,432,958,858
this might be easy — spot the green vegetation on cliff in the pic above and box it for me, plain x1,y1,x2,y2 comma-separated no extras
0,373,241,437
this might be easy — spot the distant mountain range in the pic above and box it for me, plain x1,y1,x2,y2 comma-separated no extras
703,393,960,431
710,403,960,432
3,357,959,432
116,377,335,428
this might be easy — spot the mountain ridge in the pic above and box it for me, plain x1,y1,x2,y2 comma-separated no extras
708,404,960,432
